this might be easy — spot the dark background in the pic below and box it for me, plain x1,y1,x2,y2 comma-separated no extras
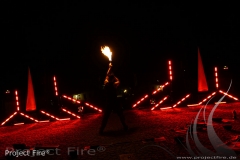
0,2,239,111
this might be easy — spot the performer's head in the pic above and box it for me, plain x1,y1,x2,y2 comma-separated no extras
108,73,115,83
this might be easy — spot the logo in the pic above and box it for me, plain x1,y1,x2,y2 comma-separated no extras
139,80,239,159
185,80,237,157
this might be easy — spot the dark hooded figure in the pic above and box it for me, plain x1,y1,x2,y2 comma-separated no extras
99,63,128,134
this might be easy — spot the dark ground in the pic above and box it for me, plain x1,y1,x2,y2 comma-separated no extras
1,102,240,160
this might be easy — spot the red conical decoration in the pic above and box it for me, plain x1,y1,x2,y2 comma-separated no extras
198,48,208,92
26,68,36,111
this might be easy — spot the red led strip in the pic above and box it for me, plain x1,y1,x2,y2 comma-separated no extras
85,103,102,112
152,82,169,95
160,107,172,110
132,95,149,108
53,76,58,96
62,95,81,104
1,90,40,126
40,110,60,120
172,94,190,108
187,104,200,107
219,90,238,101
62,95,101,112
14,123,24,125
215,67,219,89
62,108,80,118
15,91,20,111
39,120,50,123
20,112,39,122
215,102,226,104
1,112,17,125
151,96,168,110
59,118,70,121
169,61,172,81
198,92,216,105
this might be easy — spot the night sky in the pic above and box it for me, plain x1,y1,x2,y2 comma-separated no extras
1,2,239,94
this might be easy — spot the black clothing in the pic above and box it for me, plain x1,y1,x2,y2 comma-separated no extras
99,81,127,133
104,82,117,102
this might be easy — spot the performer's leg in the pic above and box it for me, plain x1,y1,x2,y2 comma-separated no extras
99,108,112,133
115,106,128,130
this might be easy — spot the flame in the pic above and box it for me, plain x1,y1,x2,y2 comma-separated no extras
101,46,112,61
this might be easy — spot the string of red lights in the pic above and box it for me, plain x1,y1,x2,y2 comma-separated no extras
84,103,102,112
198,92,216,105
1,112,18,126
62,108,81,119
53,76,58,96
62,95,102,112
2,64,240,126
197,67,239,105
132,95,148,108
215,67,219,89
152,82,169,95
169,61,172,81
151,61,174,110
1,90,42,126
151,96,168,110
219,90,238,101
172,94,190,108
20,112,38,122
62,95,81,104
40,110,60,121
159,94,190,110
15,91,20,111
132,81,169,108
133,61,172,108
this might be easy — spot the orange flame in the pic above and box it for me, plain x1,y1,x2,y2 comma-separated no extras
101,46,112,61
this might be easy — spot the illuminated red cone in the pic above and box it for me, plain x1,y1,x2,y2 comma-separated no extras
198,48,208,92
26,68,36,111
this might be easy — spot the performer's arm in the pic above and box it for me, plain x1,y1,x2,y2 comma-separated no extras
106,63,112,75
104,77,108,85
114,76,120,87
104,63,112,85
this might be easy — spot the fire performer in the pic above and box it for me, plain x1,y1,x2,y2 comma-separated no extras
99,63,128,134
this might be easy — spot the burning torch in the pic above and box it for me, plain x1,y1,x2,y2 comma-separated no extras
101,46,112,75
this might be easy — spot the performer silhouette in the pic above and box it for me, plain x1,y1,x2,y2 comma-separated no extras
99,63,128,134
